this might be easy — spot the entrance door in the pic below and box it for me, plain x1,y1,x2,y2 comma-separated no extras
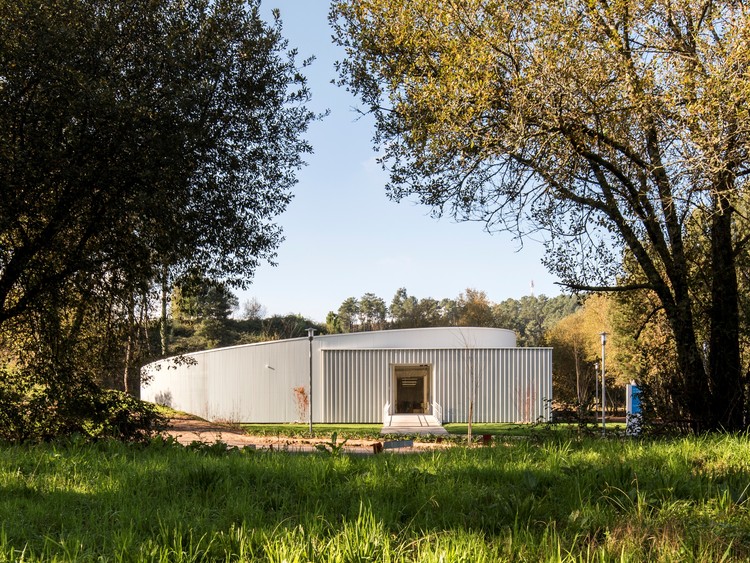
394,365,430,414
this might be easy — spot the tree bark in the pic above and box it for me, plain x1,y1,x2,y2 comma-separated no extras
708,191,744,430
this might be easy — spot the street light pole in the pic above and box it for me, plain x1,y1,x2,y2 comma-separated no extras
600,332,607,436
594,361,599,413
306,328,316,436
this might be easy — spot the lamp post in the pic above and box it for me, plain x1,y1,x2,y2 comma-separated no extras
600,332,607,436
594,361,599,417
306,328,316,436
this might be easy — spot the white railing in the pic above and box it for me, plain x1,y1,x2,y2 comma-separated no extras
382,402,391,425
432,402,443,425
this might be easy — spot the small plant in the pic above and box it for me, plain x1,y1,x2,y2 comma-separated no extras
185,439,255,456
315,432,348,456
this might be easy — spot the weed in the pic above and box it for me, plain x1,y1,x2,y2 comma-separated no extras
314,432,348,456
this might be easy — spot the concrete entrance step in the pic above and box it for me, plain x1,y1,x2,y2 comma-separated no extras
381,414,449,436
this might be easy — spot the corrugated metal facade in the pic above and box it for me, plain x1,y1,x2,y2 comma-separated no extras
141,328,551,423
322,348,552,423
142,338,311,422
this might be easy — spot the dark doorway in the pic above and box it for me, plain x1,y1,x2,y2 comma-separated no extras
394,365,430,414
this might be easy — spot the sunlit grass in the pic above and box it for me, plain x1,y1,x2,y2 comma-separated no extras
1,434,749,561
241,423,383,439
240,421,628,440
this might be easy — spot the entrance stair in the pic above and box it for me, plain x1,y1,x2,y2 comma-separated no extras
380,414,449,436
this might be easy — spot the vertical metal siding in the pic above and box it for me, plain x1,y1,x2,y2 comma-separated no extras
437,348,553,423
141,339,312,423
321,348,552,423
142,335,551,424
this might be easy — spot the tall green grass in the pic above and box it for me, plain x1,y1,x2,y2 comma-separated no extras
1,434,749,561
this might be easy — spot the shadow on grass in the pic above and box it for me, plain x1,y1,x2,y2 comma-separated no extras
1,435,749,560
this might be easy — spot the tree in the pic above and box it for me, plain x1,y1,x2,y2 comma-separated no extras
325,311,343,334
331,1,750,430
609,277,684,427
456,288,494,327
390,287,425,328
548,294,622,416
438,298,459,326
0,0,314,440
390,288,417,328
1,0,313,328
241,298,267,322
494,295,581,346
261,314,319,340
358,292,387,331
172,277,239,327
337,297,360,332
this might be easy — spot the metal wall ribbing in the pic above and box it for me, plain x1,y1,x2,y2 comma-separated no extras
142,328,550,424
142,339,311,422
322,348,552,423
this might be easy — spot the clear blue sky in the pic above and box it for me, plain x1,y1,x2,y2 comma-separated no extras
240,1,560,322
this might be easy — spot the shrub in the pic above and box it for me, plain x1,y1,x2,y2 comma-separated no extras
0,366,165,444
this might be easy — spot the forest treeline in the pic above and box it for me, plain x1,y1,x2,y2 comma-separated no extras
165,283,580,351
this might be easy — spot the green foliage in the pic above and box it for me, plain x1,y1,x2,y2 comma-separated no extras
334,288,579,340
171,277,239,327
241,423,383,440
164,304,323,355
358,292,388,331
456,288,494,327
0,367,46,443
330,0,750,430
547,294,618,417
85,390,167,443
0,0,315,440
325,310,343,334
0,367,165,444
1,0,314,324
337,296,360,333
495,295,581,347
1,435,750,560
314,432,349,456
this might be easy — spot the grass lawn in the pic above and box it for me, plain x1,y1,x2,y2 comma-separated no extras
1,433,749,561
240,421,628,440
240,423,384,439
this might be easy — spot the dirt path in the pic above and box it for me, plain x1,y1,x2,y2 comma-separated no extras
163,414,447,454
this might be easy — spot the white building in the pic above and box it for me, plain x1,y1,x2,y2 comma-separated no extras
141,327,552,427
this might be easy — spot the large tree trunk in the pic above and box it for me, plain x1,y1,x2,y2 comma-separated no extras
671,316,712,432
659,265,712,431
708,192,744,430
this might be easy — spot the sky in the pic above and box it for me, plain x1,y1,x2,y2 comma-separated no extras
239,1,561,323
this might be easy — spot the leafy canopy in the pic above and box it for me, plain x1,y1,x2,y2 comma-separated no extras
0,0,315,441
331,0,750,430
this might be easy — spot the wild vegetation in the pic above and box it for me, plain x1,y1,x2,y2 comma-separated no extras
331,0,750,431
4,0,750,445
0,0,314,441
1,434,749,561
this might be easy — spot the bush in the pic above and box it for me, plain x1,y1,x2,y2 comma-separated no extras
0,367,165,444
0,367,45,443
87,389,167,443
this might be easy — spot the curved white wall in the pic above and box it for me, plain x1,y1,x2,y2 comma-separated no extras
141,327,551,423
